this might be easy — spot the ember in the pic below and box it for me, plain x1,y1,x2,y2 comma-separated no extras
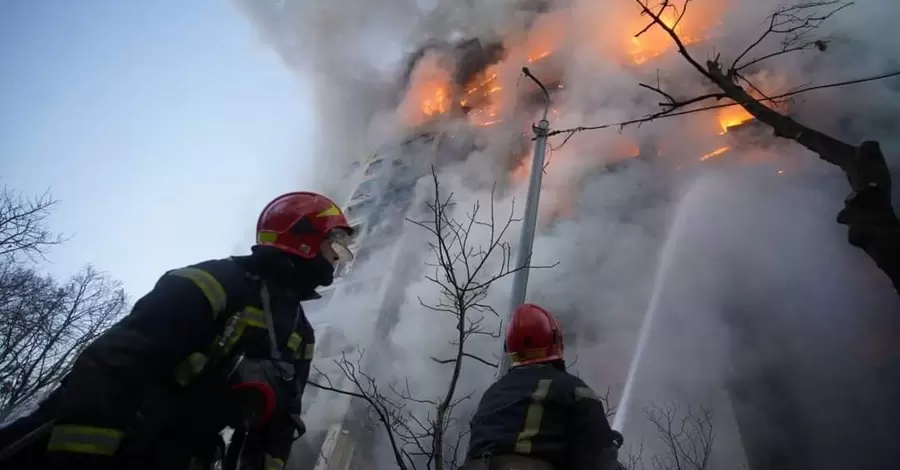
700,146,730,161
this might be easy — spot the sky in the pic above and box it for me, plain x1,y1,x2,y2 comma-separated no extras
0,0,319,298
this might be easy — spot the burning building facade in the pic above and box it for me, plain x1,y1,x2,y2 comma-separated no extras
242,1,900,468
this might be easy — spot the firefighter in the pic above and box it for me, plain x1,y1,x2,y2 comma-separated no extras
463,304,625,470
837,140,900,294
0,191,354,470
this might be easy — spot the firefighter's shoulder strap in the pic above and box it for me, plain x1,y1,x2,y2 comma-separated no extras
260,282,306,382
260,282,284,362
259,282,305,360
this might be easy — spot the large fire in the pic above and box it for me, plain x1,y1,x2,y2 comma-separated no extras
407,1,724,126
402,0,779,222
421,84,451,117
628,8,704,65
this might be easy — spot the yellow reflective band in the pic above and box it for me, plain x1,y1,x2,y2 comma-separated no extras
218,307,266,355
575,386,600,402
257,231,278,244
47,424,124,456
514,378,552,454
317,205,341,217
170,268,227,317
304,343,315,360
174,352,209,386
265,454,286,470
287,333,302,352
242,306,266,328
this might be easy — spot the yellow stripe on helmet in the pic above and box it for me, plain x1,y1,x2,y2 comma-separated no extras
317,205,342,217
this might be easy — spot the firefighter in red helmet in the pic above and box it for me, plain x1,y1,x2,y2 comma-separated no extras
463,304,625,470
0,192,354,470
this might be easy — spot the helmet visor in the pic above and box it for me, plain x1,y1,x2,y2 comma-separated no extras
323,229,355,265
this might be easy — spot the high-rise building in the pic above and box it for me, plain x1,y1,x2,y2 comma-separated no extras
287,127,460,470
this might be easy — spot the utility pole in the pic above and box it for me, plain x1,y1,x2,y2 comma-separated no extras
498,67,552,375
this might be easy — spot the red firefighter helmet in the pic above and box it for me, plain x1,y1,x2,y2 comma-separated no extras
505,303,564,366
256,192,355,261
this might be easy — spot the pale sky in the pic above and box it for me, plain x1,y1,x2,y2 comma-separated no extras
1,0,319,298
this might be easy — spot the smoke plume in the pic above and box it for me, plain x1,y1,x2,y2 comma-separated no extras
238,0,900,467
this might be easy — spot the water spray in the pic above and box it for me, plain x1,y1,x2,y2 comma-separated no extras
611,184,694,432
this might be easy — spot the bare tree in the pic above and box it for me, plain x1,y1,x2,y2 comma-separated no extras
310,168,556,470
0,264,126,419
644,402,715,470
0,186,65,261
0,185,126,420
621,402,715,470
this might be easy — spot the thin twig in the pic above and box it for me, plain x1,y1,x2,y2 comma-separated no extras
547,69,900,146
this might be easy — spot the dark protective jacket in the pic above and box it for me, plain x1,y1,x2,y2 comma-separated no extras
40,255,318,470
465,363,619,470
838,185,900,294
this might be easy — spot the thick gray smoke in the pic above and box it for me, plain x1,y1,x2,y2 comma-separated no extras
238,0,900,467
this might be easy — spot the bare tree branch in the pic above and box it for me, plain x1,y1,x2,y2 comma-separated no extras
0,264,125,418
431,352,498,368
0,186,67,261
644,402,715,470
549,0,898,165
730,1,853,73
549,68,900,150
626,0,889,187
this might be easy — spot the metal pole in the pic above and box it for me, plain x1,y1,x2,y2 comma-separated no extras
498,68,552,375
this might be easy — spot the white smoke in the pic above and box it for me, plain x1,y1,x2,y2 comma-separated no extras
237,0,900,467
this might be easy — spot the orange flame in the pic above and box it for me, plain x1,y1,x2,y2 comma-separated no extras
421,84,450,117
717,106,754,134
628,9,703,65
528,50,552,63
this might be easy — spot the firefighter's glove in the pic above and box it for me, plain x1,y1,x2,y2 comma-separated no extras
290,414,307,439
611,430,625,449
